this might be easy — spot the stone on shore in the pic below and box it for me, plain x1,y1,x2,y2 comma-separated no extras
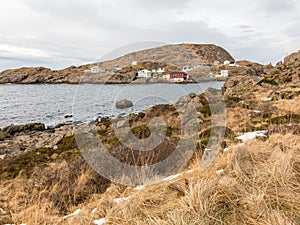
116,99,133,109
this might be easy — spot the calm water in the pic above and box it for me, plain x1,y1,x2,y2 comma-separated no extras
0,82,223,128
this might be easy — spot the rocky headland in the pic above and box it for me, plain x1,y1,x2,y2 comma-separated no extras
0,44,235,84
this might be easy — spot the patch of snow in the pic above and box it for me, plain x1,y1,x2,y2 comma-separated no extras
223,147,229,153
185,169,194,174
287,123,293,127
135,185,144,191
3,224,26,225
34,183,42,187
253,110,262,113
216,169,225,174
162,173,183,181
0,208,3,212
236,130,267,142
93,218,106,225
63,209,81,219
91,208,97,214
114,197,129,203
261,97,272,102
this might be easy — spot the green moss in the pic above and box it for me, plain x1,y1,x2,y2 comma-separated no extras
0,146,80,179
200,104,212,116
0,135,81,179
0,132,9,141
131,124,151,139
226,96,241,103
104,137,121,147
258,78,278,86
269,114,300,125
158,126,177,137
283,77,292,83
57,135,78,151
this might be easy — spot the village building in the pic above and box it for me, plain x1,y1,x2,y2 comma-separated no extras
132,61,137,66
163,74,170,80
91,66,100,73
229,61,238,67
215,70,229,78
113,67,122,73
214,61,220,66
224,60,230,65
169,72,189,82
221,70,229,77
157,68,165,74
182,66,192,72
137,69,152,78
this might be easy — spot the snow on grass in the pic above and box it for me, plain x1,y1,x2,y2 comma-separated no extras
4,224,26,225
114,197,129,203
91,208,97,214
134,185,145,191
185,169,194,174
162,173,183,181
63,209,81,219
216,169,225,174
236,130,268,142
93,218,106,225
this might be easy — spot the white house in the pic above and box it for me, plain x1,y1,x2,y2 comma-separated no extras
163,74,170,80
137,69,152,78
157,68,165,74
215,70,229,78
182,66,192,72
224,60,230,65
91,66,100,73
221,70,229,77
132,61,137,66
229,61,239,67
214,61,220,66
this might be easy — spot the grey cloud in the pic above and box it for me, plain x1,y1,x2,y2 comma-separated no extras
284,21,300,37
236,25,252,29
0,0,299,71
259,0,296,12
133,0,191,9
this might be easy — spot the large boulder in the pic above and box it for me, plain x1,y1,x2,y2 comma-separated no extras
116,99,133,109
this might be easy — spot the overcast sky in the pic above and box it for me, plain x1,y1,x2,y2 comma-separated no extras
0,0,299,71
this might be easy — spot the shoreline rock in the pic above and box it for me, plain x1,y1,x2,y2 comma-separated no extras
116,99,133,109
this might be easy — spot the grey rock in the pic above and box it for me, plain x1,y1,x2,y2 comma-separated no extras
116,99,133,109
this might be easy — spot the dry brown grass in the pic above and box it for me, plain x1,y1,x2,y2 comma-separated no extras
96,133,300,225
0,133,299,224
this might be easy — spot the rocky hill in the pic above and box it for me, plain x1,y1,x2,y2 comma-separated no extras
0,44,234,84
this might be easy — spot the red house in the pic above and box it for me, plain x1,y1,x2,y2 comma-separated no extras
169,72,189,81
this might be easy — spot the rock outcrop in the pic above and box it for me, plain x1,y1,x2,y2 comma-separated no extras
116,99,133,109
2,123,46,135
